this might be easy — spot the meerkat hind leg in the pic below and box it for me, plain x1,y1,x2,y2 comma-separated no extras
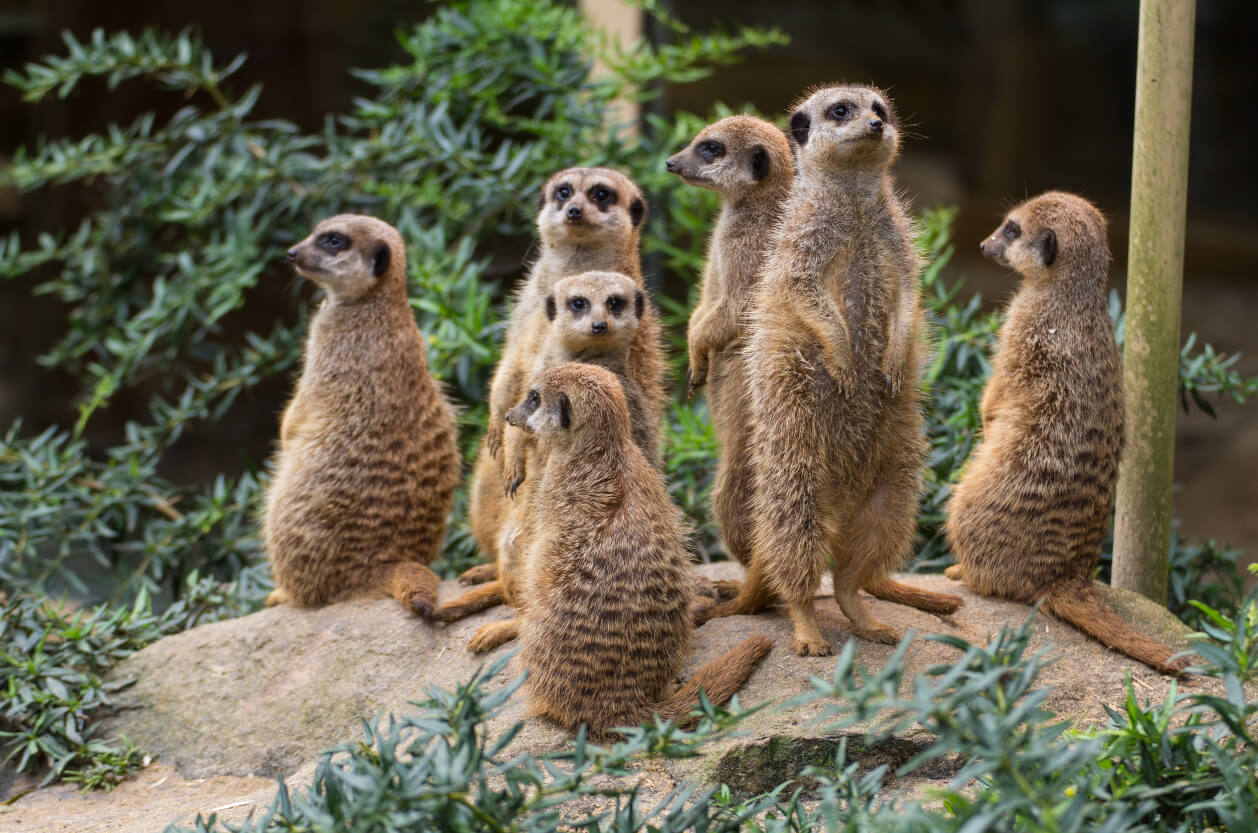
944,564,964,581
693,560,775,624
786,597,833,656
429,580,507,623
467,618,520,653
265,587,292,607
458,563,499,585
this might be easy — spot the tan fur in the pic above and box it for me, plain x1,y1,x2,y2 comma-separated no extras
432,271,656,641
515,364,770,735
696,86,960,655
668,115,793,566
467,168,667,579
944,192,1187,675
263,215,460,616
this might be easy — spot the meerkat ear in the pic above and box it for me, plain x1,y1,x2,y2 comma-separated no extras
558,393,571,430
1035,228,1058,267
749,145,770,182
789,111,810,147
370,243,390,278
634,290,644,319
545,294,556,321
629,197,646,228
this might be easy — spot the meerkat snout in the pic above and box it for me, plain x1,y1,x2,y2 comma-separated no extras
591,320,607,334
566,204,583,222
868,118,883,133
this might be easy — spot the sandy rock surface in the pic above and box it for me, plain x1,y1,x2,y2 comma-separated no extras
1,564,1206,832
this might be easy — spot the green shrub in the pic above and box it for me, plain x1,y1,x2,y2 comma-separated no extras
1,0,1254,791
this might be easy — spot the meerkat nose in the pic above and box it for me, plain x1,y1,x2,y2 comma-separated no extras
566,205,583,221
591,321,608,334
979,240,989,255
665,157,678,171
286,249,298,262
868,119,883,133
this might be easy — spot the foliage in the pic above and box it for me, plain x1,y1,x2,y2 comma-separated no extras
1,0,1254,792
0,573,259,787
177,656,778,833
177,591,1258,833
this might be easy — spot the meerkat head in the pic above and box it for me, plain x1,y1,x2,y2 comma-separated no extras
980,191,1110,284
506,363,630,453
535,167,647,249
286,214,403,302
544,271,643,357
786,84,900,172
665,115,793,196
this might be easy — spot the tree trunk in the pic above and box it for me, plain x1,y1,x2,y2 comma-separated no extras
1112,0,1196,602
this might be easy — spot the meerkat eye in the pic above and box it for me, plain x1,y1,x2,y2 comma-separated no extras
830,103,849,120
1003,220,1021,241
697,140,725,161
871,101,888,121
569,296,588,312
526,390,540,411
607,295,623,312
317,232,348,252
591,186,611,203
556,184,573,201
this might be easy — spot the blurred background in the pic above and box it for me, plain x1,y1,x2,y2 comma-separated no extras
1,0,1254,564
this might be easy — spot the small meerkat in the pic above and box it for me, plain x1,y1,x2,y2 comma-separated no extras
263,215,460,616
945,192,1188,675
512,363,771,735
467,168,667,580
666,115,792,570
427,271,655,646
697,85,961,656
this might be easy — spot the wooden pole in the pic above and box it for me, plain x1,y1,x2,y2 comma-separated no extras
578,0,643,138
1112,0,1196,601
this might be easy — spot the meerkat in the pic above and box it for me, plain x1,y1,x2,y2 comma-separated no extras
511,363,771,735
466,168,667,582
944,192,1188,675
696,85,962,656
262,215,460,616
666,115,793,572
427,271,657,645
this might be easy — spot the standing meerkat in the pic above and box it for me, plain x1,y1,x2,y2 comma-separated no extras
466,168,667,580
512,363,771,735
666,115,793,570
697,85,961,656
263,215,460,616
944,192,1188,675
428,271,656,646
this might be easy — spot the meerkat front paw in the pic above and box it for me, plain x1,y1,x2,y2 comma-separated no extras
467,620,519,653
485,421,505,459
944,564,964,581
881,361,906,398
856,623,901,645
713,578,743,600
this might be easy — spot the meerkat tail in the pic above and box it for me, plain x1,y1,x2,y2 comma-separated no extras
426,580,507,624
865,576,963,615
1041,585,1190,676
658,636,772,723
458,563,499,586
385,562,441,619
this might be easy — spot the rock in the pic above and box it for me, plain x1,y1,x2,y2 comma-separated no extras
4,564,1212,831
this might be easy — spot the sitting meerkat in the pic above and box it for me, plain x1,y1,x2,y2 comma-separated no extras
697,85,961,656
427,271,655,647
945,192,1188,676
666,115,793,570
512,363,771,735
263,215,460,616
465,168,667,584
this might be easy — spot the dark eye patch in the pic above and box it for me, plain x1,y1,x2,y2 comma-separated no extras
871,101,888,122
827,100,856,122
317,232,349,252
1003,220,1021,241
588,184,618,210
607,294,623,312
555,183,574,202
568,295,589,313
526,390,540,412
696,139,725,163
